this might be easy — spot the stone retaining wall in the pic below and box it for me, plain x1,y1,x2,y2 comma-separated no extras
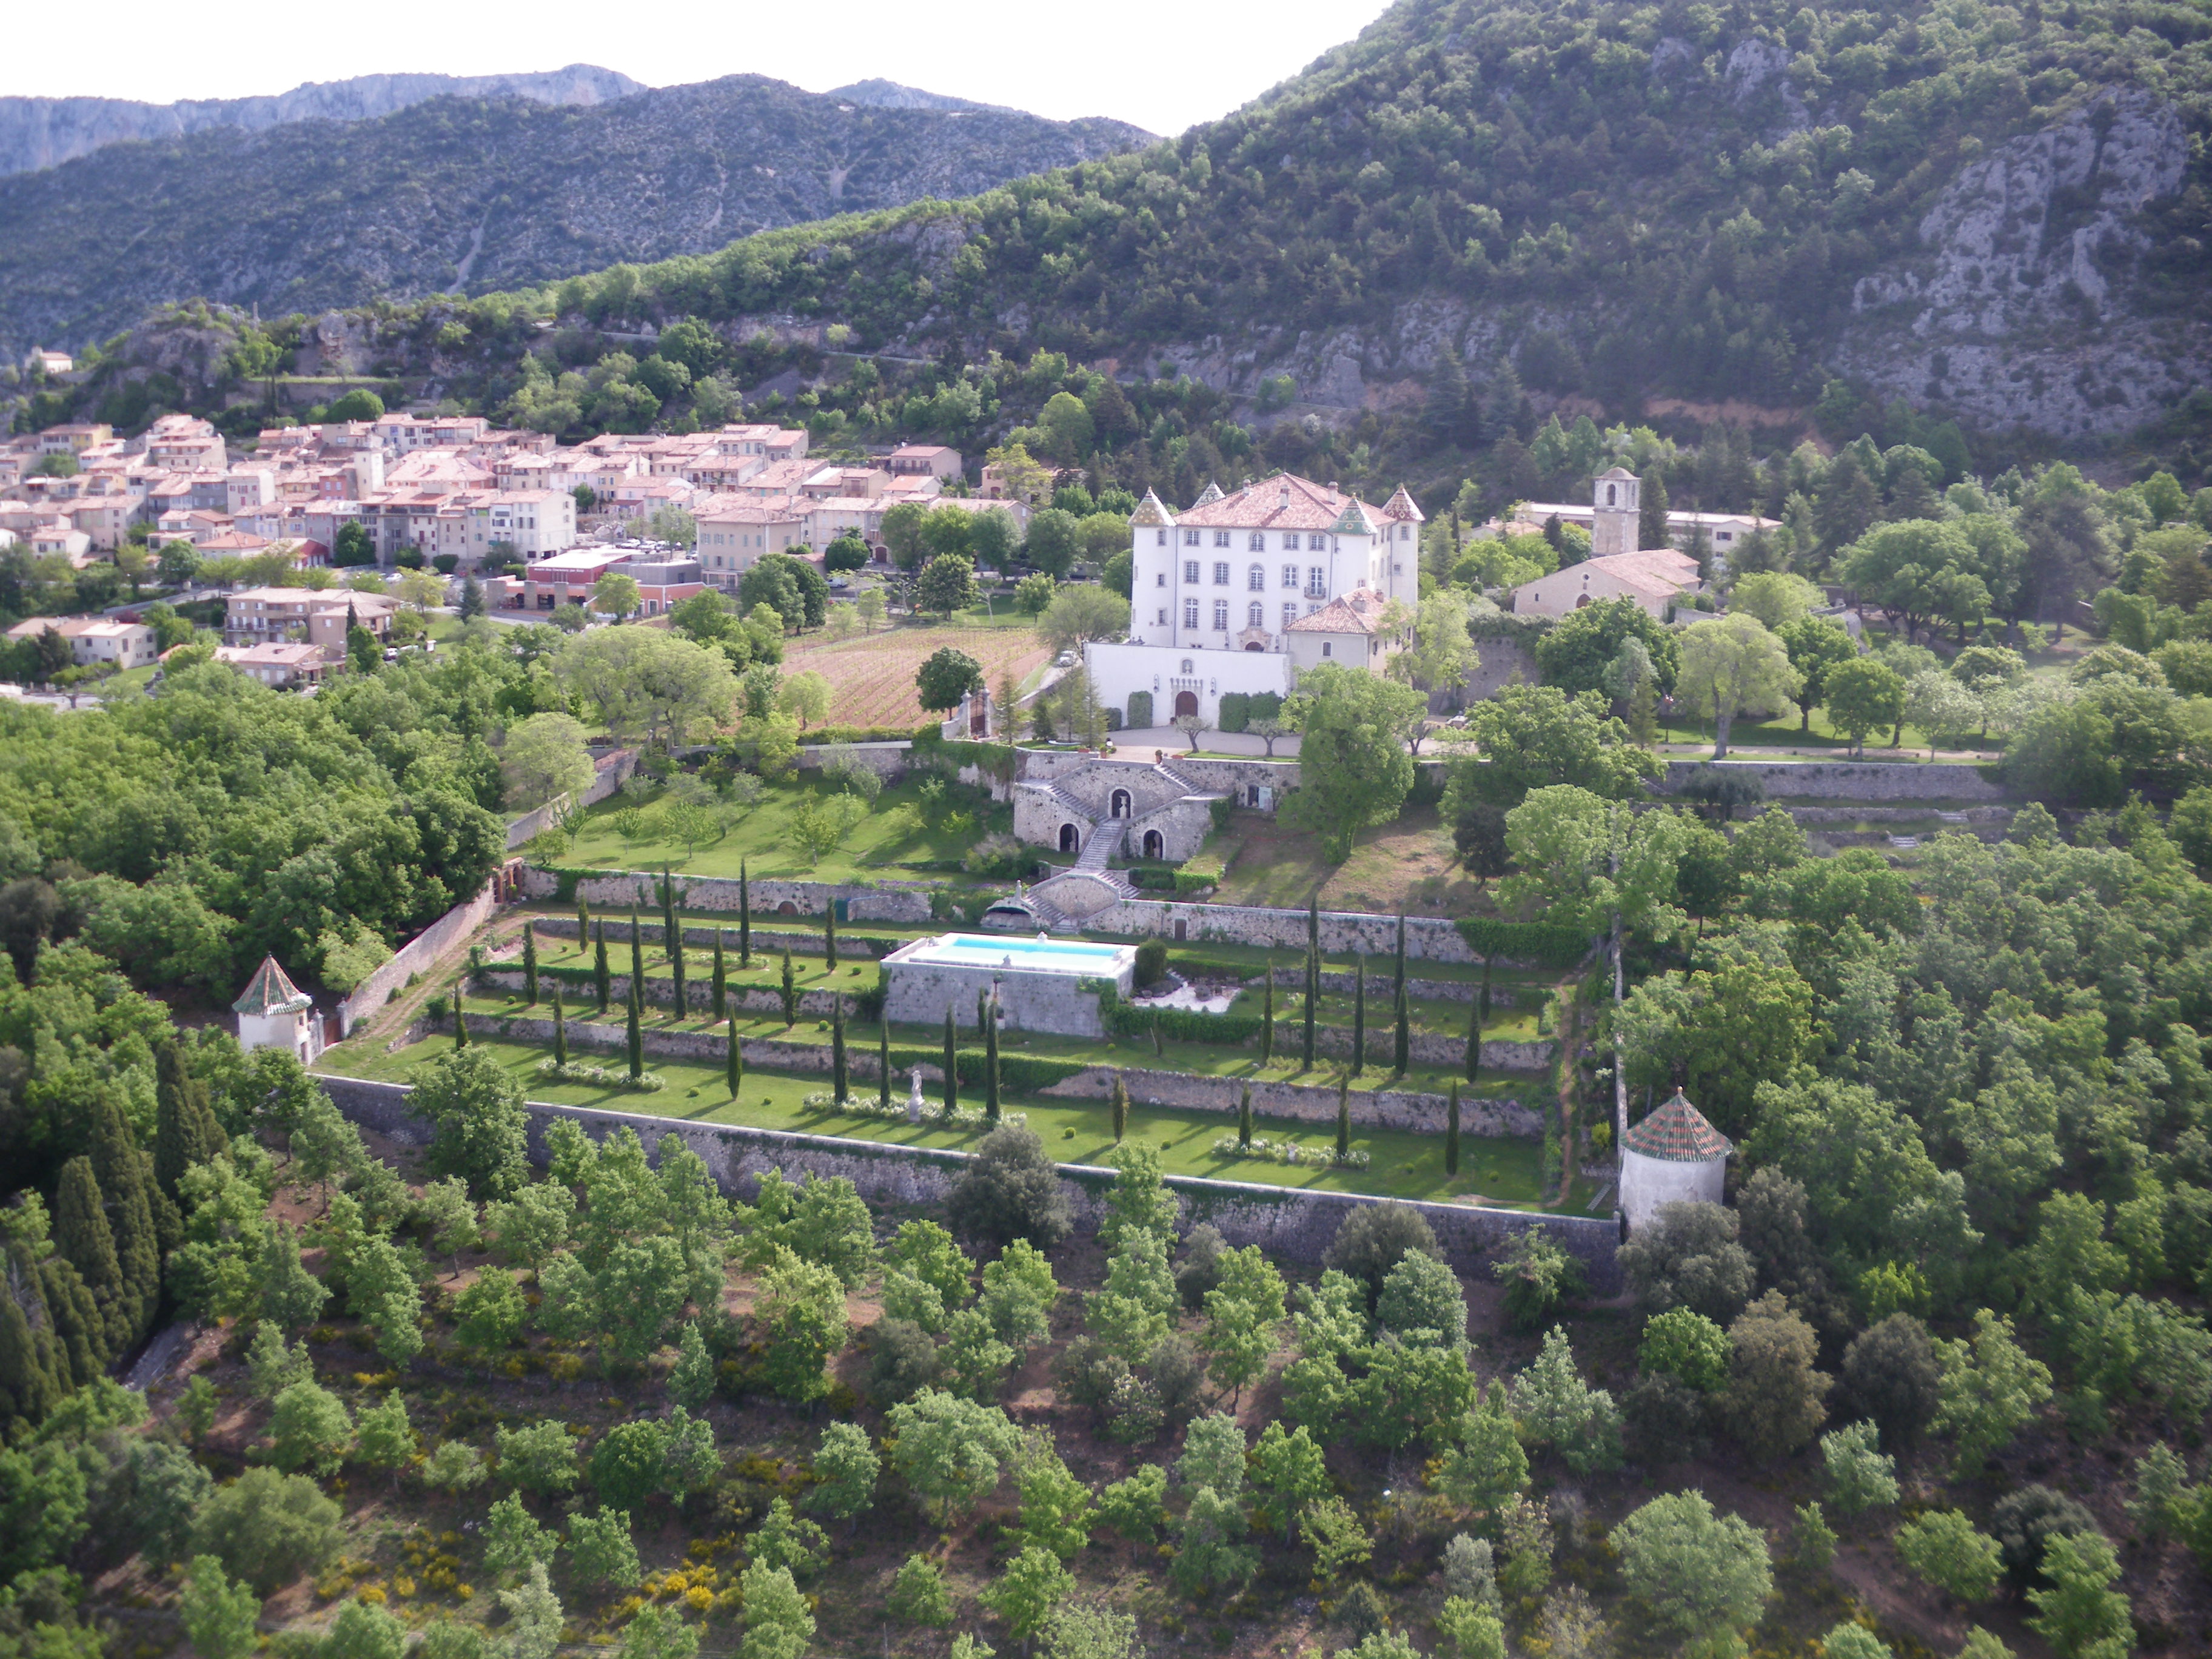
478,970,855,1020
506,748,637,851
1265,967,1523,1007
530,916,905,959
1655,759,2005,802
1067,900,1569,966
421,1011,1540,1136
517,867,933,923
313,1074,1620,1285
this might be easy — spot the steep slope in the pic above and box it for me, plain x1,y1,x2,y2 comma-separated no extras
0,76,1154,355
0,65,641,176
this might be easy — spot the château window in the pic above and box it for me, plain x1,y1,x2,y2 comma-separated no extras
1247,565,1265,591
1213,600,1229,630
1306,568,1326,597
1282,603,1298,630
1248,601,1264,627
1281,564,1298,588
1182,600,1199,628
1184,560,1199,583
1248,532,1265,551
1307,533,1326,551
1214,530,1231,548
1184,529,1201,545
1213,562,1230,585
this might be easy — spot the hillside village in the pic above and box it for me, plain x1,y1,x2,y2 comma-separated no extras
7,5,2212,1659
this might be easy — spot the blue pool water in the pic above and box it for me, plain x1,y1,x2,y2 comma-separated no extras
903,933,1130,973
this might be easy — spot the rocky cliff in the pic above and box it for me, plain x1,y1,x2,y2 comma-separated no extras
0,76,1154,354
0,64,641,176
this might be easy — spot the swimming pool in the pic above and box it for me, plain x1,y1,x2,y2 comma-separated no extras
898,933,1131,974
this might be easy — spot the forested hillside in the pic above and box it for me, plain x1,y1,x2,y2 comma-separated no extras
0,77,1152,357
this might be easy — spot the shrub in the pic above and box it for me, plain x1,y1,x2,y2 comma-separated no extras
1133,938,1167,988
1323,1204,1443,1307
189,1468,343,1594
1618,1201,1755,1323
1840,1314,1942,1446
945,1125,1072,1250
1895,1510,2003,1603
1819,1420,1899,1515
1991,1486,2099,1586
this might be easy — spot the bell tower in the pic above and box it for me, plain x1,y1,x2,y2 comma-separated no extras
1592,467,1640,557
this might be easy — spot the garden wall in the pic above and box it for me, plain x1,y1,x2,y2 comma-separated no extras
1062,900,1563,965
1654,759,2005,802
528,917,911,959
1264,967,1524,1007
313,1073,1620,1285
517,866,933,923
335,876,506,1038
1017,749,1301,796
504,748,638,851
416,1009,1541,1137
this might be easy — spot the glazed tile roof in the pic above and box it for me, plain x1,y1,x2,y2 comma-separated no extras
1622,1089,1734,1162
233,954,313,1016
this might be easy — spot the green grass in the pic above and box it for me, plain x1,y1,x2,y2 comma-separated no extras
560,773,1007,882
327,1032,1547,1206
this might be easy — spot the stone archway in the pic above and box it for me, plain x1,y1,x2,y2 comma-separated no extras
1244,642,1264,651
1142,830,1164,859
1059,823,1081,853
777,900,799,915
1110,789,1131,818
1174,689,1199,717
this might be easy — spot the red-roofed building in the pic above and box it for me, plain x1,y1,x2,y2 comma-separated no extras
1619,1088,1733,1233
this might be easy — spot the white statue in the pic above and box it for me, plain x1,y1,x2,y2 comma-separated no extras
908,1065,925,1124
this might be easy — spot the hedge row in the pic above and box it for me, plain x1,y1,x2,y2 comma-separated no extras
800,725,930,746
1096,985,1267,1046
1453,917,1594,968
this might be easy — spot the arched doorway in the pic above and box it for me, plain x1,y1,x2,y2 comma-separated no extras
1110,789,1131,818
1142,830,1164,859
1575,594,1592,608
1173,690,1199,717
777,900,799,915
1244,642,1263,651
1059,823,1081,853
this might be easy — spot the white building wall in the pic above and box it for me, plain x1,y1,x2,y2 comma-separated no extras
1618,1148,1726,1233
1084,640,1289,728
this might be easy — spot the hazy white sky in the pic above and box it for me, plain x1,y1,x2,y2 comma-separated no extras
5,0,1396,136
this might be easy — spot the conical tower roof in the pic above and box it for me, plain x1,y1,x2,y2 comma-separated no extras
1130,488,1175,528
1190,480,1225,508
1621,1088,1732,1162
233,954,313,1017
1382,484,1425,522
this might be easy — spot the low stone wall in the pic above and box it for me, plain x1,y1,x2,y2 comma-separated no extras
795,742,910,779
1064,899,1567,966
1264,967,1523,1007
336,877,505,1038
313,1073,1620,1285
530,916,906,959
506,748,637,851
517,867,933,923
478,970,857,1021
1655,759,2005,803
420,1013,1540,1136
1017,749,1301,797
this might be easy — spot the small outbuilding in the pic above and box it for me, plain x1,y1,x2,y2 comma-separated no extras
234,954,325,1066
1618,1088,1732,1233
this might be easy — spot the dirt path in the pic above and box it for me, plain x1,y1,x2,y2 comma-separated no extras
336,906,525,1057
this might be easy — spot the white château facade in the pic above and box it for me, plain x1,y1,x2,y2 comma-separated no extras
1084,472,1424,728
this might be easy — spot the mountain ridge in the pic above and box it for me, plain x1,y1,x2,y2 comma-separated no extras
0,64,642,176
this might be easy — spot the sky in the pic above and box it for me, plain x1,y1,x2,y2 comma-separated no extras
4,0,1398,136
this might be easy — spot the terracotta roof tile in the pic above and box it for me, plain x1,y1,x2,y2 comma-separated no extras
1622,1090,1733,1162
1170,472,1387,534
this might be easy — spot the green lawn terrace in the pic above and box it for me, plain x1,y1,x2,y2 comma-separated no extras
552,769,1011,884
512,927,1554,1046
324,1027,1549,1208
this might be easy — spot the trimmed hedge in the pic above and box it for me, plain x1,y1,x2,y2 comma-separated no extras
884,1047,1090,1093
1453,917,1594,968
1096,985,1266,1045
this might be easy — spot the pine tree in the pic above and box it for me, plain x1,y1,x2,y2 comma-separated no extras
942,1006,958,1115
825,905,838,970
53,1156,126,1359
1446,1081,1462,1177
592,923,611,1012
832,1000,849,1105
711,931,727,1022
878,1020,891,1111
87,1095,160,1349
522,928,539,1006
1351,956,1366,1078
739,860,752,968
1238,1085,1253,1150
260,1221,329,1331
1261,963,1275,1067
1111,1073,1128,1143
984,996,1000,1126
153,1042,225,1201
728,1015,743,1101
1639,472,1671,552
663,871,685,1017
551,983,568,1067
626,977,644,1082
1335,1078,1351,1162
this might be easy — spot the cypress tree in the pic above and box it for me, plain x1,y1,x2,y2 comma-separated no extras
53,1155,126,1358
551,982,568,1067
942,1005,959,1115
1307,890,1319,954
153,1042,224,1201
455,1002,470,1048
878,1019,891,1110
1150,1016,1164,1057
86,1096,159,1349
1639,471,1671,553
1238,1084,1253,1150
663,870,685,1018
1446,1081,1462,1177
1351,955,1366,1078
1303,944,1318,1070
0,1248,64,1427
1335,1078,1351,1162
626,976,644,1082
593,922,611,1012
780,950,797,1027
984,996,1000,1126
1392,916,1409,1076
577,898,589,942
1468,957,1492,1084
1261,963,1274,1067
629,913,646,1019
522,927,539,1005
825,905,838,969
38,1253,102,1385
727,1014,743,1101
739,860,752,968
831,998,848,1104
711,931,727,1022
1111,1072,1128,1143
